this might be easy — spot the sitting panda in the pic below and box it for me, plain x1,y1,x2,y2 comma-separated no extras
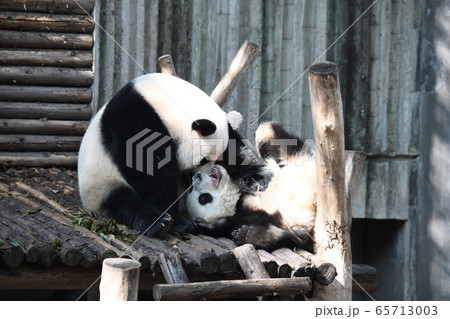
78,73,271,237
186,122,317,252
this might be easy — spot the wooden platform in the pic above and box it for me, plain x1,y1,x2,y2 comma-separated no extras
0,167,377,298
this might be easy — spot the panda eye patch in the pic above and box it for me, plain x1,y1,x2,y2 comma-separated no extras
198,193,213,205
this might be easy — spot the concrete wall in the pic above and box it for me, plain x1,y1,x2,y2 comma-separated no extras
91,0,450,300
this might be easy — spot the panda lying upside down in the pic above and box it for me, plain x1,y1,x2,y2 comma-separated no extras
187,122,317,252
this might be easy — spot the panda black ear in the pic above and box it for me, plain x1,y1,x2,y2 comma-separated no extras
192,119,217,136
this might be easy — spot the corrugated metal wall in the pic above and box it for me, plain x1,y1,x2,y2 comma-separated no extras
92,0,421,220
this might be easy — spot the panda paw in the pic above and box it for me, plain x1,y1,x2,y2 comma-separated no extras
231,225,255,246
144,213,173,238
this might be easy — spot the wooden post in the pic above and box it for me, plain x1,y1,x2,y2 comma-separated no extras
210,40,259,107
158,55,178,77
99,258,141,301
308,62,351,300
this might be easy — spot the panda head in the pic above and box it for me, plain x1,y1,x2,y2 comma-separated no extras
132,73,240,171
186,165,240,223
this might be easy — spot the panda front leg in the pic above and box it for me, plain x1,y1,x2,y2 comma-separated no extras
101,185,193,237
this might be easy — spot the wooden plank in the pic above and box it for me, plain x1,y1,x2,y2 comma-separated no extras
0,66,93,87
0,0,95,14
0,11,94,33
0,49,93,67
0,119,88,135
0,102,92,120
233,244,270,280
0,85,92,103
0,30,93,49
0,135,81,151
153,278,312,301
0,152,78,166
309,62,350,300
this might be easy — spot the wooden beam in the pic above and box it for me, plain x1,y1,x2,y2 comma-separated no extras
0,135,82,152
233,244,270,280
0,66,94,87
210,40,259,107
0,85,92,103
0,102,92,120
0,49,93,67
309,62,350,300
153,277,312,301
0,30,93,50
0,119,88,135
0,0,95,14
0,11,94,33
0,152,78,167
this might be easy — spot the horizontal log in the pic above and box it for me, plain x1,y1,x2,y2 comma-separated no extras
0,237,24,268
0,85,92,103
0,30,93,49
0,0,95,14
0,102,92,120
0,49,93,67
296,248,337,286
0,264,166,290
352,264,378,294
0,11,94,33
0,119,88,135
153,277,312,301
0,135,82,151
0,66,93,87
0,151,78,166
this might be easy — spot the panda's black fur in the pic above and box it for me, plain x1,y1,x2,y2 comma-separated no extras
187,122,316,252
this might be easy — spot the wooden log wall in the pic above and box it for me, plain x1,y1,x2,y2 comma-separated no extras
0,0,95,167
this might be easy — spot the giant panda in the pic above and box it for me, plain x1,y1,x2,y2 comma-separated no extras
78,73,234,236
186,122,317,252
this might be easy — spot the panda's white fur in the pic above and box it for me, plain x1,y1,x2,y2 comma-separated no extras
187,122,317,251
78,73,231,235
78,107,127,213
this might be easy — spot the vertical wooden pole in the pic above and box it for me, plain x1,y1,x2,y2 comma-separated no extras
99,258,141,301
308,62,351,300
